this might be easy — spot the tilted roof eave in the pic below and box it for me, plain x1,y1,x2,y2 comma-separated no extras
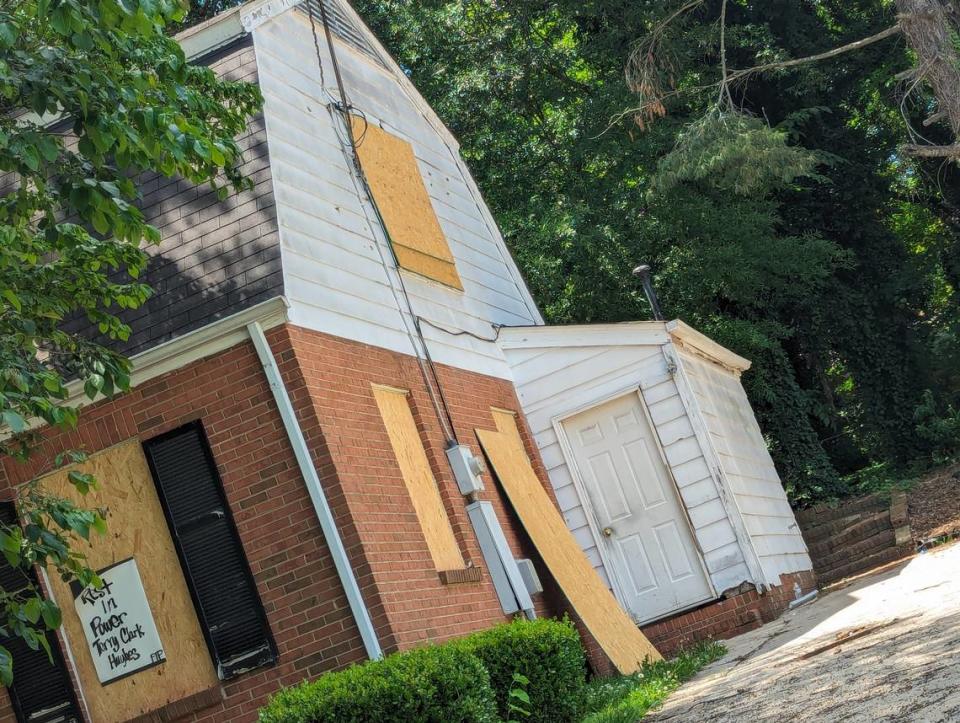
497,320,751,373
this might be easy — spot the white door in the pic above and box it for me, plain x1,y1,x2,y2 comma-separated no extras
563,393,713,623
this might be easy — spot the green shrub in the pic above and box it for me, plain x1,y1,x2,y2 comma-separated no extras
454,618,588,723
258,644,498,723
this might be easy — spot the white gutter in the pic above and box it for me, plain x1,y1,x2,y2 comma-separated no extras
245,321,383,661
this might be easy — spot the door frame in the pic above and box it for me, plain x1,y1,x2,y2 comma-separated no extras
552,385,717,624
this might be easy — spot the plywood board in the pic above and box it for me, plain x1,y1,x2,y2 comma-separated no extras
372,385,465,570
350,115,463,289
38,439,219,722
476,414,662,672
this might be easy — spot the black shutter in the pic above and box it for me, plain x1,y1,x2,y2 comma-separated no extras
142,422,277,680
0,504,82,723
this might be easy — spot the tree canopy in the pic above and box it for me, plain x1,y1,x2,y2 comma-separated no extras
0,0,260,681
352,0,960,504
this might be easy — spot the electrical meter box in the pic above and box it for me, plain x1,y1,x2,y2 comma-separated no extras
446,443,485,495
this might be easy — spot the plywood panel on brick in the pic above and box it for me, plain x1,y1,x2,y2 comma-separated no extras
476,414,661,673
372,384,465,571
39,439,219,723
350,116,462,290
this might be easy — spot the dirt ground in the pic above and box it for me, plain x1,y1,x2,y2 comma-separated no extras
648,542,960,723
908,463,960,541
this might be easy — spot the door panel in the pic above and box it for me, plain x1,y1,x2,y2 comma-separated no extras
564,393,713,622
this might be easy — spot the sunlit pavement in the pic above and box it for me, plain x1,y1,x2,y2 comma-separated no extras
648,543,960,722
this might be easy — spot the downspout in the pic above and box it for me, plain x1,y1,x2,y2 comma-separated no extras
246,321,383,660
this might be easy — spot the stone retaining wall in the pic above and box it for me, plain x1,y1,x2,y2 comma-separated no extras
798,492,912,585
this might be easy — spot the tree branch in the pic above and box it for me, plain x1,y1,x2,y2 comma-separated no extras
901,143,960,157
727,24,903,83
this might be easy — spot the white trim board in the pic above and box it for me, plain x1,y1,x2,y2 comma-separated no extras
667,320,751,373
663,345,767,588
499,320,751,372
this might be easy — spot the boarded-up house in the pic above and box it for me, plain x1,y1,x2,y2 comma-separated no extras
0,1,814,721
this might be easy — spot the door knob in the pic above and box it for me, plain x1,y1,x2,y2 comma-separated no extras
602,526,614,537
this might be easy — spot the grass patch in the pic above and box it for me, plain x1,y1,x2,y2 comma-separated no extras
580,640,726,723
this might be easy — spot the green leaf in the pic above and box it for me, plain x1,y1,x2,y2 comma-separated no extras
0,529,20,554
68,470,95,495
0,23,15,48
38,136,60,162
1,411,26,433
91,211,109,235
23,598,41,625
40,600,62,630
0,646,11,686
50,6,71,35
1,288,21,311
37,633,52,663
20,146,39,172
509,689,530,705
71,31,94,51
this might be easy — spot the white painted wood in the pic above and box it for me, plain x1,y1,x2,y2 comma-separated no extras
561,393,714,623
253,10,541,379
678,350,812,585
501,333,752,607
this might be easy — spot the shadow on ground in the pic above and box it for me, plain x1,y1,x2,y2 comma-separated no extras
649,545,960,723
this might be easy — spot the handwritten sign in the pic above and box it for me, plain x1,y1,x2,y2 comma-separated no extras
73,558,166,684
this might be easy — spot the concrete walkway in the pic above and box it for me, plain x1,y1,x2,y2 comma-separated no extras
649,543,960,722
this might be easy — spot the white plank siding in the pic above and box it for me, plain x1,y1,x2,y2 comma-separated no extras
252,10,540,378
501,330,752,596
679,352,812,583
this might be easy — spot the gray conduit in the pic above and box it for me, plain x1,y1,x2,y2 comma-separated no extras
247,321,383,660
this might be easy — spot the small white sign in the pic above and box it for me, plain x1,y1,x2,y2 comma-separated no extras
73,558,166,684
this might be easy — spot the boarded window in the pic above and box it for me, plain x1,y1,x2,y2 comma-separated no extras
143,423,277,680
372,385,465,570
351,117,463,290
0,504,83,723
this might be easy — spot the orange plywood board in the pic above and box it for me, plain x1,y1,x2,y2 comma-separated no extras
40,439,219,722
351,117,463,289
373,384,465,570
476,415,661,673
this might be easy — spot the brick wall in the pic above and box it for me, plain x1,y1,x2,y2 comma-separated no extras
278,325,563,649
641,570,818,657
1,332,364,722
0,323,584,722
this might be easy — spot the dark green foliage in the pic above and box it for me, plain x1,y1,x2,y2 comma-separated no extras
914,390,960,465
258,619,588,723
452,618,587,723
352,0,960,505
0,0,261,680
258,644,499,723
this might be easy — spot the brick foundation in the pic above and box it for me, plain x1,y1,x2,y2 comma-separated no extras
641,570,818,657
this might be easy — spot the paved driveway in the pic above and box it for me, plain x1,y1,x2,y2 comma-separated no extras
649,543,960,722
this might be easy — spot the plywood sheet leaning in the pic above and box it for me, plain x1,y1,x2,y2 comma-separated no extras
350,115,463,289
373,384,465,570
476,412,662,672
37,439,219,723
